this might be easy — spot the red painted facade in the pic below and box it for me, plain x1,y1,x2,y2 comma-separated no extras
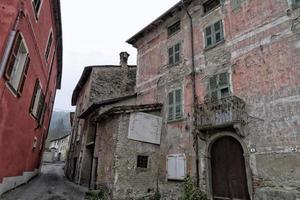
0,0,62,187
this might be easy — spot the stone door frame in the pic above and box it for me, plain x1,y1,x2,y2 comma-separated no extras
204,132,253,200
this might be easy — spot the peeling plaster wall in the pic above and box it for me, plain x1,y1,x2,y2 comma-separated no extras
133,0,300,199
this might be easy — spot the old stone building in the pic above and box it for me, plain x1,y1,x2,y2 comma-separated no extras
67,0,300,199
65,53,138,186
126,0,300,199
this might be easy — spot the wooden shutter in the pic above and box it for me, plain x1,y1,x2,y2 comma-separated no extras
174,43,180,64
168,91,174,120
30,80,39,113
168,47,174,65
37,93,45,120
175,89,182,119
18,56,30,95
176,155,186,180
205,26,213,47
5,33,22,80
214,21,223,43
167,156,177,179
167,154,186,180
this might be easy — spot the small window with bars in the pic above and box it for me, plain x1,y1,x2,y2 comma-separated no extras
209,72,231,101
168,21,181,37
137,156,148,168
205,20,224,48
168,89,183,121
168,43,181,65
203,0,220,14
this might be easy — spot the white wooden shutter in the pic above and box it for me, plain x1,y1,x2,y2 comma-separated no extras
167,154,186,180
176,155,186,180
167,155,177,179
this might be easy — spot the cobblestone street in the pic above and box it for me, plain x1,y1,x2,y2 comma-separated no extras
1,163,87,200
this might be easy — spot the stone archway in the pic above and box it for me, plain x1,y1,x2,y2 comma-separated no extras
205,133,252,200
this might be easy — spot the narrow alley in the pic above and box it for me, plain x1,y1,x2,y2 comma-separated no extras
0,164,87,200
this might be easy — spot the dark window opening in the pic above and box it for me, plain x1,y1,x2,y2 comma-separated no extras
33,0,42,16
137,156,148,168
168,21,181,36
294,0,300,4
203,0,220,14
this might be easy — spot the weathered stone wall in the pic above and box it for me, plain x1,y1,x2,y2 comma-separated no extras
132,0,300,199
95,116,119,194
90,66,136,103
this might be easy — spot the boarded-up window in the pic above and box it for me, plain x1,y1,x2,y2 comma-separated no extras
168,43,181,65
5,33,30,95
204,20,224,48
209,72,230,101
168,89,183,121
168,21,181,36
167,154,186,180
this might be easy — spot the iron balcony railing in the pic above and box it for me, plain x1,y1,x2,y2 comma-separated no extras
196,96,246,130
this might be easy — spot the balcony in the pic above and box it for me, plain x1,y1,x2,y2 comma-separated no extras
196,96,246,130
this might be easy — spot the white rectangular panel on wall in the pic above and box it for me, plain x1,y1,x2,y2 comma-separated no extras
128,112,162,145
167,154,186,180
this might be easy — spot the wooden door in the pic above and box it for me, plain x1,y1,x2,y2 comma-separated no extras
211,137,250,200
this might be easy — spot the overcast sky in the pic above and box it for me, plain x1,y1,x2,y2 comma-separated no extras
53,0,179,111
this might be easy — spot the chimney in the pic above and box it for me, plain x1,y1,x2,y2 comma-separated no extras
120,52,130,92
120,52,130,66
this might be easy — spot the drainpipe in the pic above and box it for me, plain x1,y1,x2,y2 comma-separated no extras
181,0,200,187
0,6,24,103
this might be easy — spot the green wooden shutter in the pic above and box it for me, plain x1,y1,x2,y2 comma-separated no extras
169,47,174,65
205,26,213,47
174,43,180,64
168,91,174,120
175,89,182,119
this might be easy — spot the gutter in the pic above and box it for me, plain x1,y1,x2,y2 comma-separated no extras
181,0,200,187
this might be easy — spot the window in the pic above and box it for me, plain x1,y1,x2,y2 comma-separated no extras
168,89,183,121
137,156,148,168
5,33,30,95
32,0,42,16
30,80,45,121
209,72,230,101
204,20,224,48
168,43,181,65
231,0,243,11
203,0,220,14
167,154,186,180
45,32,53,61
168,21,181,36
294,0,300,4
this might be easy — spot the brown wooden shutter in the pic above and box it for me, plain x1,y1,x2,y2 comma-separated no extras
18,56,30,95
30,80,39,112
5,33,22,80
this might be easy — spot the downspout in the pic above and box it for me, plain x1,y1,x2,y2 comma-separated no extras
0,7,24,102
181,0,200,187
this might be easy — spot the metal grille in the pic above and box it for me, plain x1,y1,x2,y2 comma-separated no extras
137,156,148,168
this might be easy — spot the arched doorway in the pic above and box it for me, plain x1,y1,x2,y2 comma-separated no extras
210,136,250,200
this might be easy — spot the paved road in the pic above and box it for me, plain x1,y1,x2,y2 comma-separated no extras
1,163,87,200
